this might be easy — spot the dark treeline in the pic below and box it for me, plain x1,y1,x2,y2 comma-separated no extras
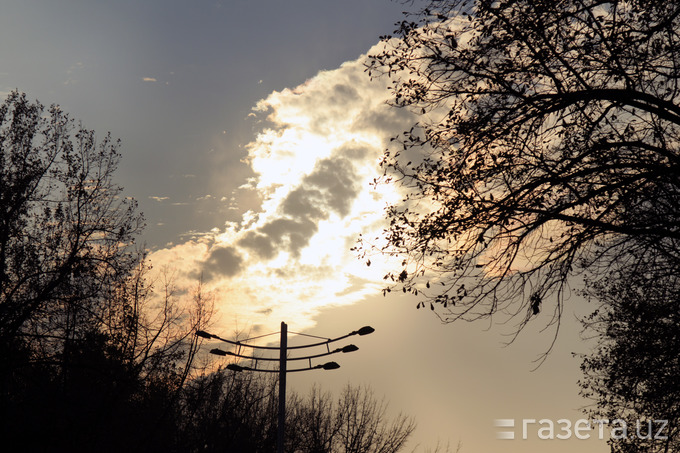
0,91,416,453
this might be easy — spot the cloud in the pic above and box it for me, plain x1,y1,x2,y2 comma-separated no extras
142,77,157,82
147,45,415,338
288,154,362,218
200,246,243,281
238,152,364,260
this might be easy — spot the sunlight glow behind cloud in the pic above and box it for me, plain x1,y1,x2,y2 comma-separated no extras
147,48,415,338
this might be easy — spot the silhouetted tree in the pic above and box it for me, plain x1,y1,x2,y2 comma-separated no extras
360,0,680,334
0,91,214,452
579,269,680,452
0,259,214,452
288,385,415,453
0,90,144,347
179,375,416,453
177,368,279,452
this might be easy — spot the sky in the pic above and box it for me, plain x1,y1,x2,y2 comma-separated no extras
1,1,609,451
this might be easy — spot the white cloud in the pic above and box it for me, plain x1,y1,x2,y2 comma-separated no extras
148,46,414,339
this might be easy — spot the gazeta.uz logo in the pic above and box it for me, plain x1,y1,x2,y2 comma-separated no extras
494,418,669,441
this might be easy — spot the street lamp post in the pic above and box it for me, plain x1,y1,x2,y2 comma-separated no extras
196,322,374,453
278,321,287,452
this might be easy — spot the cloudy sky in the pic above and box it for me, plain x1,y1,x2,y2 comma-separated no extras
1,1,607,451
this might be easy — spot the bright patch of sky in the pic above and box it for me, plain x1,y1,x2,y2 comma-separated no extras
148,49,414,337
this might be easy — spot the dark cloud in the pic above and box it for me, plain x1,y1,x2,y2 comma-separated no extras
239,218,318,259
353,103,414,137
201,246,243,281
303,156,360,217
336,143,369,160
329,83,359,104
238,230,278,259
282,155,361,219
239,152,364,260
305,83,364,135
281,187,326,220
260,218,318,254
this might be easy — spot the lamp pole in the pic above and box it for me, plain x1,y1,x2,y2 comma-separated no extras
277,321,287,453
196,322,374,453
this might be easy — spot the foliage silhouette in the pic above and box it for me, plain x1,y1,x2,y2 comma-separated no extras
359,0,680,341
180,375,416,453
580,268,680,452
0,92,211,452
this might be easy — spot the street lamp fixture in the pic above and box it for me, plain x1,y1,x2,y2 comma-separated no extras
320,361,340,370
341,344,359,353
356,326,375,336
226,363,245,372
195,330,212,339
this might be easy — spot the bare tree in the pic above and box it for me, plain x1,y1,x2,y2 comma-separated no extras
359,0,680,339
0,90,144,348
178,368,279,452
180,377,416,453
288,386,337,452
116,266,215,387
288,384,416,453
